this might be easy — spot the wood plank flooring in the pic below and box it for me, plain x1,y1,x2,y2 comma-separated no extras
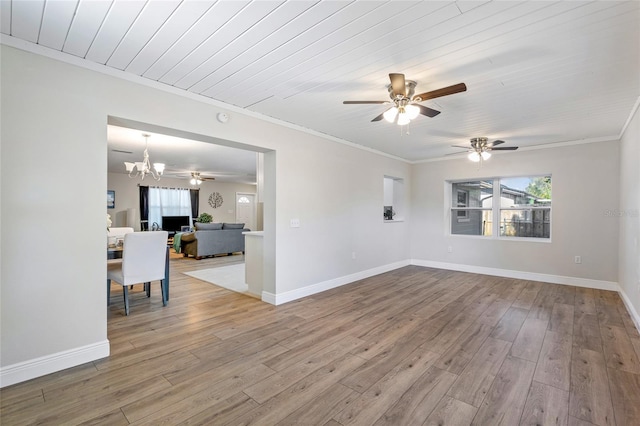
2,258,640,425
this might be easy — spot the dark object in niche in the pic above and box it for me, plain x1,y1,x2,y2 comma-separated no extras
384,206,396,221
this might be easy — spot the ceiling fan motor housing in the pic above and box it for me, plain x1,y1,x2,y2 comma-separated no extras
470,137,489,151
388,80,417,100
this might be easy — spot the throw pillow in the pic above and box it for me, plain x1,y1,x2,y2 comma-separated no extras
180,232,196,242
195,222,223,230
222,223,245,229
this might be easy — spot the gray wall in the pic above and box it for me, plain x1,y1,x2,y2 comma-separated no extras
411,140,620,283
0,45,410,384
618,104,640,321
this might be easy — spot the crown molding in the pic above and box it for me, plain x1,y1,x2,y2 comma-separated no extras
1,35,410,164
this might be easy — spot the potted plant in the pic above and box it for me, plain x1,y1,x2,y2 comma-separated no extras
196,212,213,223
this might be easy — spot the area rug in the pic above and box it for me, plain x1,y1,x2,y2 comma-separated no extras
183,263,248,294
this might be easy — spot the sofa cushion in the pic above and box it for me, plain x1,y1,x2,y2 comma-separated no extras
222,223,245,229
195,222,223,230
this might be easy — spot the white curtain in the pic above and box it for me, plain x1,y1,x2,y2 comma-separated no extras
148,187,192,229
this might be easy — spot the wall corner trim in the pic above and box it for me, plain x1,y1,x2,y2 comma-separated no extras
262,260,412,305
0,340,110,388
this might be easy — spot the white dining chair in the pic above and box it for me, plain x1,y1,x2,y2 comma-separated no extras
107,231,168,315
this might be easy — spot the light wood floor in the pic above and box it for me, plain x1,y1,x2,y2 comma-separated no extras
2,257,640,425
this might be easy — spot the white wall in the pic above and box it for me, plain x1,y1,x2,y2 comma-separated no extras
107,172,257,229
618,103,640,325
0,45,410,385
410,141,620,286
1,47,110,382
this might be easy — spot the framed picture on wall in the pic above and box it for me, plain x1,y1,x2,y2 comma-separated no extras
107,190,115,209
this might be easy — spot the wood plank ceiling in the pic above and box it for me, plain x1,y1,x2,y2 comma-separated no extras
2,0,639,161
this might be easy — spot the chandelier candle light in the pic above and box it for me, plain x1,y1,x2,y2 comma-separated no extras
124,134,165,180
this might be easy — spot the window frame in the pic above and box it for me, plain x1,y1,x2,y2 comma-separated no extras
447,175,552,242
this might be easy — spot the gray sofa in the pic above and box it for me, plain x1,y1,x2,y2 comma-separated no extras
180,222,249,259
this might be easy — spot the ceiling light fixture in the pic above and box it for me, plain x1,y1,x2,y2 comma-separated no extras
124,134,164,180
384,97,421,126
190,172,203,185
468,150,492,162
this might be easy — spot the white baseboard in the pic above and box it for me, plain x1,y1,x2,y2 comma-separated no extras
0,340,110,388
260,258,636,332
261,291,276,305
261,260,411,305
411,259,620,292
619,287,640,334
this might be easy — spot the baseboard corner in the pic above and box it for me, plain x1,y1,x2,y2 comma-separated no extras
264,259,410,305
618,288,640,334
0,340,110,388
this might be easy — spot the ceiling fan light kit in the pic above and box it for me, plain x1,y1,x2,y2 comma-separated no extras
343,73,466,126
124,134,164,180
468,151,491,162
450,137,519,162
190,171,214,185
383,107,398,122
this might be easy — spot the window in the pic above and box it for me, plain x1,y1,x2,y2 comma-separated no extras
149,187,193,230
451,181,494,236
449,176,551,239
499,176,551,238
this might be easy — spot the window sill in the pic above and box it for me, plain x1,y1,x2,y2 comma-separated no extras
449,234,551,243
499,236,552,243
384,218,404,223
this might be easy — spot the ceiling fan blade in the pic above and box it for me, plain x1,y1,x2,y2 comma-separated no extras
389,73,406,97
413,82,467,102
489,140,505,146
451,145,471,149
371,111,386,122
343,100,387,104
417,104,441,118
490,147,518,151
445,151,468,156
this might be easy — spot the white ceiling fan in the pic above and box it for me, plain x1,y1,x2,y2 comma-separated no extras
189,172,215,185
343,73,467,125
449,137,519,162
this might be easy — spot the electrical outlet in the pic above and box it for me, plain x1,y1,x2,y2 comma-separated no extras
352,252,356,259
447,246,453,253
574,256,581,264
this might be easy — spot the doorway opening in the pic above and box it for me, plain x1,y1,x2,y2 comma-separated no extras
236,192,257,231
106,116,275,315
